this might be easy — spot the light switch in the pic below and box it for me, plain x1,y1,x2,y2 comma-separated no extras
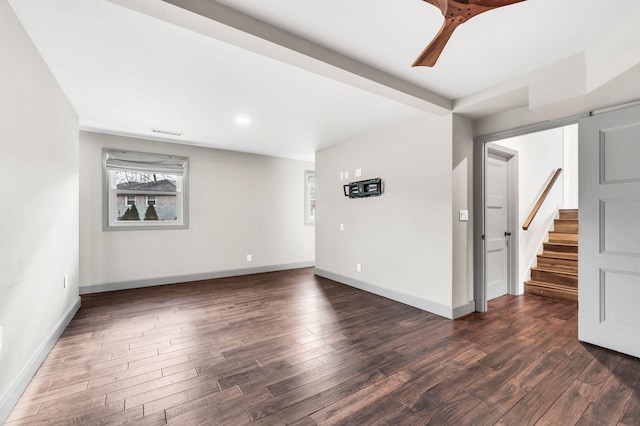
344,171,349,179
339,172,344,180
459,210,469,221
355,168,362,177
340,223,344,231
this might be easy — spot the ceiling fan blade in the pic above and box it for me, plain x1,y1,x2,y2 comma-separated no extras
469,0,525,7
413,0,525,67
412,18,461,67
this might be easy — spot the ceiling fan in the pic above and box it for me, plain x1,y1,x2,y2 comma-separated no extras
413,0,526,67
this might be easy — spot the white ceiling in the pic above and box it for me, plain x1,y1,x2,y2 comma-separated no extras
8,0,640,160
214,0,639,100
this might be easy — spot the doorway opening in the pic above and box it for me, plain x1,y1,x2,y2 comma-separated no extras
474,118,581,312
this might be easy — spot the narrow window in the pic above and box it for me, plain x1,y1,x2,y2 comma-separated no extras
305,170,316,225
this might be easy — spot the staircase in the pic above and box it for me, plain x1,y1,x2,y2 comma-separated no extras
524,209,578,302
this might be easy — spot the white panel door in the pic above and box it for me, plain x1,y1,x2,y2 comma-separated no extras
485,152,509,301
579,105,640,358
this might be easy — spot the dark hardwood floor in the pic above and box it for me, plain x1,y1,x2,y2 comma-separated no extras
6,268,640,425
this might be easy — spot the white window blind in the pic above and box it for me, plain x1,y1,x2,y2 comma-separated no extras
104,150,187,175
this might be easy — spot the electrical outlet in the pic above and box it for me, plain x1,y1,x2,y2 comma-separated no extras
355,168,362,177
459,210,469,221
339,172,344,180
246,254,252,262
340,223,344,231
356,263,362,272
63,274,68,290
344,171,349,179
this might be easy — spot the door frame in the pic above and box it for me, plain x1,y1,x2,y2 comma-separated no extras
485,144,519,303
473,115,584,312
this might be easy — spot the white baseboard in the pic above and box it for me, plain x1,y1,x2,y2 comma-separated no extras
0,297,81,424
314,268,458,319
80,262,315,295
452,301,476,319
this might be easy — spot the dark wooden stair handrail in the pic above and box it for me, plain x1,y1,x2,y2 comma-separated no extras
522,168,563,231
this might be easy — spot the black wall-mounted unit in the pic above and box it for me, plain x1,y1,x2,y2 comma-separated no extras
343,178,383,199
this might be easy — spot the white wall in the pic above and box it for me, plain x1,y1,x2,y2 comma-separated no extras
563,124,579,209
492,127,565,291
79,132,314,291
0,1,80,421
315,113,456,318
452,115,475,314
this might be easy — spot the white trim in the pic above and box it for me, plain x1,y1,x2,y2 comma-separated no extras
485,144,520,298
103,148,189,231
314,268,455,319
0,297,81,424
80,262,315,294
474,115,584,312
452,301,476,319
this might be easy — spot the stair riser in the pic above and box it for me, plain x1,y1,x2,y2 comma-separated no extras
544,243,578,254
554,221,578,233
537,257,578,273
539,252,578,260
525,284,578,302
559,211,578,220
531,270,578,287
548,233,578,243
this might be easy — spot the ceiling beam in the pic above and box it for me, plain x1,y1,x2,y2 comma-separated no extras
106,0,452,115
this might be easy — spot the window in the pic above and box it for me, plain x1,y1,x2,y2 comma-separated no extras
103,149,188,230
305,170,316,225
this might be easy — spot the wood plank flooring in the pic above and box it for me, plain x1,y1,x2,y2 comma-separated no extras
6,268,640,425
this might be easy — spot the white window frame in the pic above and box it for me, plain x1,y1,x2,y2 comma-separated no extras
126,195,136,206
146,195,156,206
304,170,316,226
103,149,189,231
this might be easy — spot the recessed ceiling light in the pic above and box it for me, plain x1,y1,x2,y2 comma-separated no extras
235,116,251,125
152,129,181,136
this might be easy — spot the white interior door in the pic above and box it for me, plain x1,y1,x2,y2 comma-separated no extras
485,152,510,301
579,105,640,358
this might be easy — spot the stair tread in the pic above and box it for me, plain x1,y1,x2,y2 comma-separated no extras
549,235,578,242
525,281,578,302
545,241,578,246
538,252,578,260
531,266,578,277
525,280,578,292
